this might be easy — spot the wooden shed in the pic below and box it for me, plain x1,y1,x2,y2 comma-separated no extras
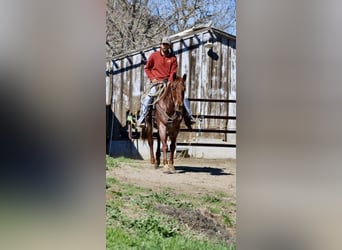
106,24,236,152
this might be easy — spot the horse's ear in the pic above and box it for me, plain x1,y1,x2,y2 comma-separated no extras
182,74,187,82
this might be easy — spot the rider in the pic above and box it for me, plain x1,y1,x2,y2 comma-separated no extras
137,37,196,129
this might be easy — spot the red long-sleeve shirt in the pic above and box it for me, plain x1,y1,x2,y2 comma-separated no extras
144,50,178,82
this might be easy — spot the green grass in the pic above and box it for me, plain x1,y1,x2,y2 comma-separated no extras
106,156,135,170
201,194,221,203
222,214,234,228
106,226,231,250
106,176,236,250
209,206,221,214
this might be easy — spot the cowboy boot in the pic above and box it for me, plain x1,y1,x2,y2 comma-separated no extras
183,98,196,129
184,114,196,130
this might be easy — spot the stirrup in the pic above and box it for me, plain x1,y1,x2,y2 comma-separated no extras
137,117,146,128
138,122,146,128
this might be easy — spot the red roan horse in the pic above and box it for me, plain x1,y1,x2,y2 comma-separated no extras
142,74,186,173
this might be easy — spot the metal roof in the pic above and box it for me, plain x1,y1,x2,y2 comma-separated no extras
107,25,236,61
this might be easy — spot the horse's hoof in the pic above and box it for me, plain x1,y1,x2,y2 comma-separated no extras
168,165,176,173
162,164,169,173
163,165,176,174
153,163,159,169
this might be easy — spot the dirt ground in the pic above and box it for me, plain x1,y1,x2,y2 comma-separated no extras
107,157,236,199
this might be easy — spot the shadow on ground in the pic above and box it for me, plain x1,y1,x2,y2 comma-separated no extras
174,166,232,175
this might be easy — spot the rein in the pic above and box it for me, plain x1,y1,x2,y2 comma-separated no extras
146,82,167,106
155,81,183,123
155,102,182,123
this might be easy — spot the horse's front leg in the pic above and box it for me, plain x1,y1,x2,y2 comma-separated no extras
158,125,169,171
160,135,168,167
168,132,178,173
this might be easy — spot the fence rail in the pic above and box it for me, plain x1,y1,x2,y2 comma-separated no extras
179,98,236,148
195,115,236,120
177,142,236,148
188,98,236,103
180,128,236,133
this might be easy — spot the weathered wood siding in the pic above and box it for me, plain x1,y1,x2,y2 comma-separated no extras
107,28,236,139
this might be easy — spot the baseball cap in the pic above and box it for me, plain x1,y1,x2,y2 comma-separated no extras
161,37,171,45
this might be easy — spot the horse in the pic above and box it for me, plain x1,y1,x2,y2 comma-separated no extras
142,73,186,173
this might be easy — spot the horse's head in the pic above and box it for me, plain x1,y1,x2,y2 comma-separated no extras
169,74,186,112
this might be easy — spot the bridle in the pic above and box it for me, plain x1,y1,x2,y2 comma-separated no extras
170,80,184,112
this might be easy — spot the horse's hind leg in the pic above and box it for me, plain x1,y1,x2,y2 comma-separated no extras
146,123,155,166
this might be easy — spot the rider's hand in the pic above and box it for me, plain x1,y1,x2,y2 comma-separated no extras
151,79,159,83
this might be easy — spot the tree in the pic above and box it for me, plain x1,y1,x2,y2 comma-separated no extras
106,0,162,57
106,0,236,58
148,0,236,34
